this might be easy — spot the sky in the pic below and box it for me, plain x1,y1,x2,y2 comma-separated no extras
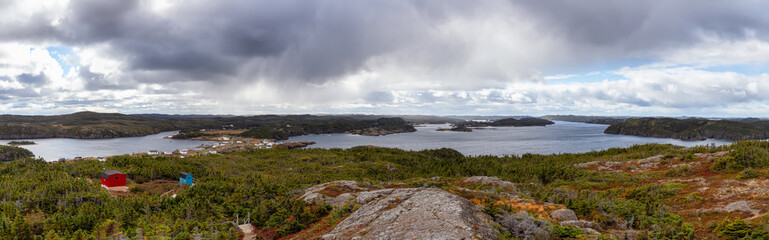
1,0,769,117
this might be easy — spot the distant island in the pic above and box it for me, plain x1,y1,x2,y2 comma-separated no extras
604,117,769,141
466,117,554,127
0,112,424,140
7,140,35,145
235,117,416,140
541,115,625,125
436,118,554,132
437,124,473,132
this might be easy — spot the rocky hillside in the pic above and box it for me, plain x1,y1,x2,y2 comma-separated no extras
604,117,769,140
292,177,613,239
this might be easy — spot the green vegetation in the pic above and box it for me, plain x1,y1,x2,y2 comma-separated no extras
239,117,414,140
551,225,582,238
605,117,769,141
464,118,555,128
714,219,769,239
712,141,769,171
169,130,206,140
738,168,759,179
0,145,33,162
0,141,711,239
0,112,418,140
7,140,35,145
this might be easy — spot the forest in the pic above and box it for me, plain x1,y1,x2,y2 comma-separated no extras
2,140,768,239
604,118,769,141
0,112,418,140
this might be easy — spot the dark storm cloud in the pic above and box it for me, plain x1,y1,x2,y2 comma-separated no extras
16,72,48,86
515,0,769,51
3,0,768,88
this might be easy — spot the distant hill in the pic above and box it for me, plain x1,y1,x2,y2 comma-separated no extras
604,117,769,141
0,112,176,139
541,115,625,125
0,112,421,140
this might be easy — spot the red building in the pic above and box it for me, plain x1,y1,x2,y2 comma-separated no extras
101,170,126,188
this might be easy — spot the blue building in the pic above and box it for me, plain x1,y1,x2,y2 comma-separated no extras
179,172,194,186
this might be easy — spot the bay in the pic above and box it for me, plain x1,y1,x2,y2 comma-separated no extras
280,121,732,156
1,131,214,161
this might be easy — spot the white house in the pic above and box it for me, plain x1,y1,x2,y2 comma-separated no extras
148,150,159,155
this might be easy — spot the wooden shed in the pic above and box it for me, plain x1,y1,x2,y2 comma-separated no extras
101,170,126,188
179,172,194,186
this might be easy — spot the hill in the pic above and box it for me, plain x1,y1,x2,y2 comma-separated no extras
0,111,177,139
0,112,419,140
604,117,769,140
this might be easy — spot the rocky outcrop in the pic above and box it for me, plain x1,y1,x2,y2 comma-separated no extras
549,209,578,222
321,188,500,240
462,176,518,191
299,180,370,208
496,211,552,240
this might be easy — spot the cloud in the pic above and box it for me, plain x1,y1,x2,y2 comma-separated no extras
0,0,767,116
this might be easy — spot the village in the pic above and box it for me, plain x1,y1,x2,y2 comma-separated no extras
61,130,315,196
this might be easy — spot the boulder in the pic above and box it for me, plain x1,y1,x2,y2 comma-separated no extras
724,201,753,213
550,209,578,222
322,188,500,240
462,176,519,193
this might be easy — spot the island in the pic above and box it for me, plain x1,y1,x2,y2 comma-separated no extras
437,124,473,132
462,117,555,127
604,117,769,140
7,140,35,145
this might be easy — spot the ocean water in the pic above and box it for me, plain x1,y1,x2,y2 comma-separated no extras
2,121,733,161
279,121,732,156
1,131,214,161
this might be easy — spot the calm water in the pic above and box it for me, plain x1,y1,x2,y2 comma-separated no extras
280,121,732,156
1,131,214,161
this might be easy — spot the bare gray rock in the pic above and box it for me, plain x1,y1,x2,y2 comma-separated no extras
496,211,552,240
550,209,578,222
322,188,500,240
574,161,601,168
299,180,369,208
462,176,519,195
724,201,753,213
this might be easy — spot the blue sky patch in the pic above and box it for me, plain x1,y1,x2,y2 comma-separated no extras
46,46,78,77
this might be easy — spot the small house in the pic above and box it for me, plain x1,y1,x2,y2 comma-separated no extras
179,172,194,186
101,170,126,188
148,150,159,155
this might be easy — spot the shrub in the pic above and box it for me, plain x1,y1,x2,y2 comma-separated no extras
713,141,769,171
552,225,582,238
738,168,759,179
716,219,753,239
